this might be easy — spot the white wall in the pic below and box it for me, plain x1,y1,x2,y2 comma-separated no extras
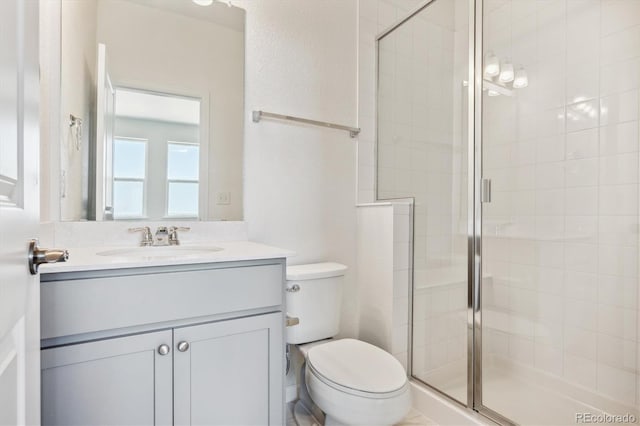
39,0,61,223
96,0,244,221
235,0,359,337
58,0,98,221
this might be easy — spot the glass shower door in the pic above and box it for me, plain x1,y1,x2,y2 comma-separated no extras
377,0,471,405
480,0,640,424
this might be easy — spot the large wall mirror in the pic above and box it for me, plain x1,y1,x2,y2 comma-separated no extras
59,0,244,221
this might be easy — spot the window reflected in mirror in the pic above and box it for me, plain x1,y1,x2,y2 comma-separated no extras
112,137,146,218
167,142,200,218
110,88,201,220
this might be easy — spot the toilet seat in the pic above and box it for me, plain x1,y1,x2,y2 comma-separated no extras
307,362,409,400
306,338,408,398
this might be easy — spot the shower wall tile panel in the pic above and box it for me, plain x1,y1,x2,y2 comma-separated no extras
356,201,413,369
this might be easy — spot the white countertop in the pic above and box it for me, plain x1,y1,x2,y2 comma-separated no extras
40,241,295,274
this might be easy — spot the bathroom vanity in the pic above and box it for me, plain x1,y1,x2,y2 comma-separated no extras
39,242,289,426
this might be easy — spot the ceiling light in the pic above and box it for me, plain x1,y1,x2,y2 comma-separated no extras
193,0,214,6
512,66,528,88
499,59,514,83
487,90,500,97
484,51,500,78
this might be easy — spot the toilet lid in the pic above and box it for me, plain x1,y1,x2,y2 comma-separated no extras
307,339,407,394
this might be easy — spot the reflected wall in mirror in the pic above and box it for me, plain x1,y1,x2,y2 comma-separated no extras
60,0,244,221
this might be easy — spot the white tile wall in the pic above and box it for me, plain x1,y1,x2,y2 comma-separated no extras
356,204,394,352
392,202,412,368
356,201,413,369
482,0,640,409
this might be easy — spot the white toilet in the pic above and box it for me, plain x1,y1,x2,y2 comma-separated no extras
286,262,411,426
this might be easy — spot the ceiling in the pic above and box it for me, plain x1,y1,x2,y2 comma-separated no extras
115,89,201,125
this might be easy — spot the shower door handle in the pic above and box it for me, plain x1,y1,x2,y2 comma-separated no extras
481,178,492,203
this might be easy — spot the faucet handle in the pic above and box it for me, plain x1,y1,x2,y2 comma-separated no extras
168,226,190,245
129,226,153,246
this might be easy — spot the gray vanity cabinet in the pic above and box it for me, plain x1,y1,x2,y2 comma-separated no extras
40,259,286,426
41,330,173,426
174,313,282,425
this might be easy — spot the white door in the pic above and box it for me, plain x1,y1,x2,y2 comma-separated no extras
95,43,115,220
0,0,41,424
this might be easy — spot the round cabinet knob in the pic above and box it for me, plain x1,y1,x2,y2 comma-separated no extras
157,344,170,356
177,341,190,352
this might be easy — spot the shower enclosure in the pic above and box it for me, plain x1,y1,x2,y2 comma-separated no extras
376,0,640,424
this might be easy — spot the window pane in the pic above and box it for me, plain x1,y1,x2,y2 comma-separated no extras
168,143,199,180
167,182,198,217
113,181,144,218
113,139,146,178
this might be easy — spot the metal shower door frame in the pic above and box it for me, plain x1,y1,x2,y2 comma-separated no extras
375,0,518,424
470,0,515,423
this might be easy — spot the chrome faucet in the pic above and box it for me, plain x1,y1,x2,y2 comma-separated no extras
168,226,190,245
129,226,153,246
154,226,169,246
129,225,190,246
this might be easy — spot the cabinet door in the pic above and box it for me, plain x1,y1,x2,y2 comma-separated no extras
41,330,173,426
174,313,284,426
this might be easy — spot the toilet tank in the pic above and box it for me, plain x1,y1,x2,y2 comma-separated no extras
286,262,347,344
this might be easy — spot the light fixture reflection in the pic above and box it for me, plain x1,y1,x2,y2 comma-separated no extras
499,60,514,83
193,0,214,5
487,90,500,97
484,51,500,78
513,67,528,88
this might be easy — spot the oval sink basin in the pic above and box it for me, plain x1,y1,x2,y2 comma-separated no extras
97,246,223,259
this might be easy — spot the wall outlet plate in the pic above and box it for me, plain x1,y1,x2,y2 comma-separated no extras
216,191,231,205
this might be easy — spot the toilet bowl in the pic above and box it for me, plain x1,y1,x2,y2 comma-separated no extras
304,339,411,425
287,263,411,425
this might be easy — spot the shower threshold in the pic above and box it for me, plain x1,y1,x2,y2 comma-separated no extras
421,359,638,426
